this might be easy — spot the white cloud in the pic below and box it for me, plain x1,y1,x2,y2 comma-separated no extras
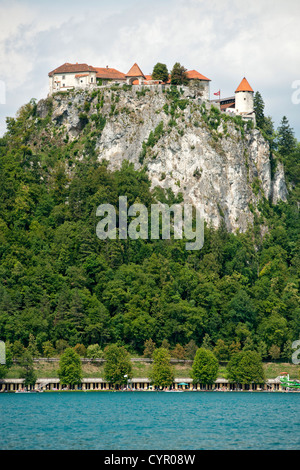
0,0,299,138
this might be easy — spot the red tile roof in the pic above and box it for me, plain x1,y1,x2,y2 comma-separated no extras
186,70,211,81
94,67,126,80
126,63,145,78
235,77,254,93
220,102,235,110
49,63,96,76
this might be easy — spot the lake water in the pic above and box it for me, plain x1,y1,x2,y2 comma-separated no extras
1,391,299,450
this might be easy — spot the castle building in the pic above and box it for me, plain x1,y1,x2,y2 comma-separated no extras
94,67,126,84
48,63,97,94
47,62,254,124
235,77,254,114
48,61,211,100
212,77,256,124
125,63,146,85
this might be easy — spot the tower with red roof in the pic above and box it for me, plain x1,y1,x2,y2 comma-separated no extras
235,77,254,115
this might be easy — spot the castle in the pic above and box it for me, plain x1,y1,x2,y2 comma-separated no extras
48,62,255,122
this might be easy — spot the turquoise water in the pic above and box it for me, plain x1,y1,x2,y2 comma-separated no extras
1,391,299,450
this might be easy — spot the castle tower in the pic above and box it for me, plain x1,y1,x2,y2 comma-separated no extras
125,63,145,85
235,77,254,114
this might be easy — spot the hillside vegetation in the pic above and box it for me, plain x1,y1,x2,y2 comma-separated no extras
0,86,299,365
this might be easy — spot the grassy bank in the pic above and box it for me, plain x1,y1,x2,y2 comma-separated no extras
5,360,299,380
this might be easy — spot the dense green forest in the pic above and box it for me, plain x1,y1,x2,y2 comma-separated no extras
0,91,299,362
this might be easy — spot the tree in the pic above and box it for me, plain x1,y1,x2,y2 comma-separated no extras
56,339,70,355
256,340,268,360
86,344,103,360
185,340,198,360
172,343,186,359
104,344,132,389
150,348,174,388
161,339,170,350
74,343,87,357
191,347,219,385
58,348,82,387
202,334,213,350
170,62,188,85
152,63,169,83
257,314,288,349
229,341,241,357
19,351,37,388
227,350,265,385
27,334,39,357
277,116,296,157
253,91,265,129
143,339,156,358
213,339,229,361
42,341,55,358
12,340,26,359
269,344,281,361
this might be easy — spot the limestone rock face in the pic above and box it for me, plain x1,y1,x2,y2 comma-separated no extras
43,86,288,232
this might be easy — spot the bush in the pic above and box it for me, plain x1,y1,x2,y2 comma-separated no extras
191,348,219,385
73,343,87,357
86,344,103,359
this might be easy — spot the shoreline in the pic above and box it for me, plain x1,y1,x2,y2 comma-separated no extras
2,388,299,394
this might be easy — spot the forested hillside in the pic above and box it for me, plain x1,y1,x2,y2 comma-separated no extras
0,89,299,362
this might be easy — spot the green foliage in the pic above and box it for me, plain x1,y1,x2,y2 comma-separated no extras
191,347,219,384
143,339,156,358
253,91,265,129
152,63,169,83
226,350,265,384
150,348,174,388
86,344,103,359
103,344,132,389
0,90,298,367
277,116,297,157
170,63,188,85
139,121,165,163
57,348,82,386
18,351,37,387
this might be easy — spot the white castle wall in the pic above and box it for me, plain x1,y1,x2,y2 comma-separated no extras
49,71,97,94
235,90,254,114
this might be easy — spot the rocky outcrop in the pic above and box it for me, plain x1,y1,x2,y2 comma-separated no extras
39,86,288,232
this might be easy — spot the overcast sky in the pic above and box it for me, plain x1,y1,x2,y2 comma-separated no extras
0,0,299,138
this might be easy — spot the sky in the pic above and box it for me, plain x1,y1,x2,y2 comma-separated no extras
0,0,299,139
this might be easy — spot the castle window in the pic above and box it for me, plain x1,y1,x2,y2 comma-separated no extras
62,75,65,80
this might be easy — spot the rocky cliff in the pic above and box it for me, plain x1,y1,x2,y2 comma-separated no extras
37,85,288,232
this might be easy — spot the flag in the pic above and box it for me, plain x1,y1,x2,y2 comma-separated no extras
214,90,220,96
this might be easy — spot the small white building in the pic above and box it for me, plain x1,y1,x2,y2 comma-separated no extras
211,77,256,125
48,63,97,95
235,77,255,115
185,70,211,100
